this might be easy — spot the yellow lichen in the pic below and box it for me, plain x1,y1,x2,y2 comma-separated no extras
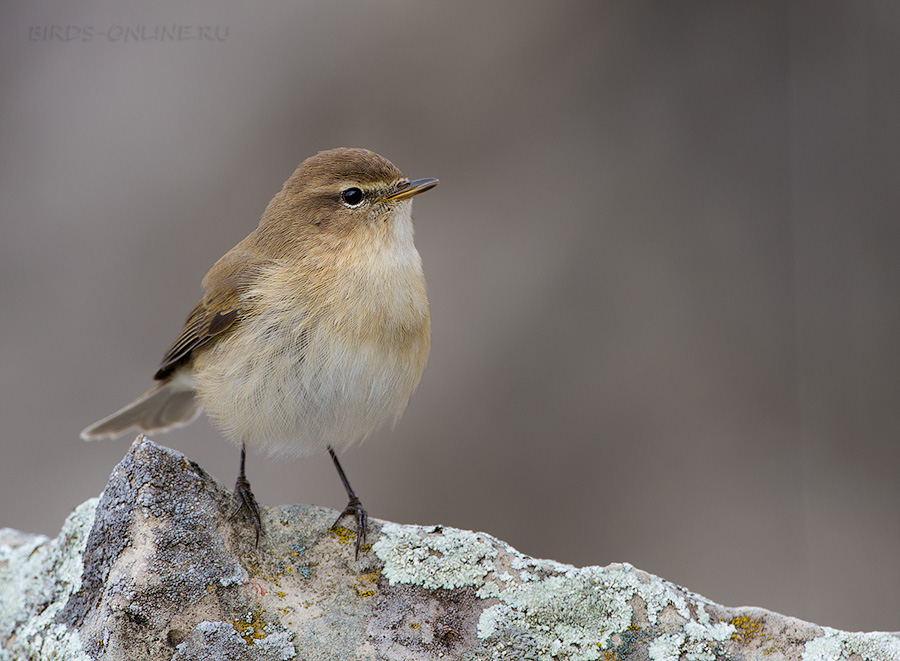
355,571,379,598
231,610,268,644
329,526,372,553
730,615,765,646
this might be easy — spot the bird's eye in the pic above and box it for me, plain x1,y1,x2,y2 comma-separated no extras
340,187,364,207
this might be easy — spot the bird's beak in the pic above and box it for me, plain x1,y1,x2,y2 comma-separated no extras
383,178,439,202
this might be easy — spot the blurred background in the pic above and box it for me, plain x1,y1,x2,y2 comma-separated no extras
2,0,899,632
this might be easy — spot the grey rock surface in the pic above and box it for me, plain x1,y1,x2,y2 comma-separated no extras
2,436,898,660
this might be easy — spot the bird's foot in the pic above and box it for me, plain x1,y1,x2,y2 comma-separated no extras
230,473,262,545
331,495,368,559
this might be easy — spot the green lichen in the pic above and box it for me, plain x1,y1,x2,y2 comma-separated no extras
802,628,900,661
374,522,738,661
0,499,99,661
374,522,499,590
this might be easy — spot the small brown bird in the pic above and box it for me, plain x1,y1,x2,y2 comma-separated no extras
81,148,437,556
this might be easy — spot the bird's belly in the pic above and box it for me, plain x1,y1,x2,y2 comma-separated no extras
192,316,427,456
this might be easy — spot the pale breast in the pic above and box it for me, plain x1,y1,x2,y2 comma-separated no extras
192,267,430,456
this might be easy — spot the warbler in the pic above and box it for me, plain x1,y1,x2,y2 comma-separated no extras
81,148,437,557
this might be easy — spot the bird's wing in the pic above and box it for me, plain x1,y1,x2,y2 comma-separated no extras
154,249,273,380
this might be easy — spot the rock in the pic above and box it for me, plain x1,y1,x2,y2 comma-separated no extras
1,437,898,660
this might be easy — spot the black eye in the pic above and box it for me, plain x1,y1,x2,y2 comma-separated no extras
340,187,364,207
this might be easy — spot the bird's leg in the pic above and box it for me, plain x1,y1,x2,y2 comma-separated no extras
328,446,368,559
230,443,261,545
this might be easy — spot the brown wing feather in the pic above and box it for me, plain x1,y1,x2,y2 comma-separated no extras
154,249,272,380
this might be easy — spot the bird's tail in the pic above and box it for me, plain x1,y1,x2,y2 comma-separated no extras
80,378,201,441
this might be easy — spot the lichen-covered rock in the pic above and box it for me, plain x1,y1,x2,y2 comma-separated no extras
1,436,898,660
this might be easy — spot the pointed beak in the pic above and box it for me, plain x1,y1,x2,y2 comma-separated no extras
383,177,439,202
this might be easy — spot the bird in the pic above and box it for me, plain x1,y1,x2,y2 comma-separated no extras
81,148,437,557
